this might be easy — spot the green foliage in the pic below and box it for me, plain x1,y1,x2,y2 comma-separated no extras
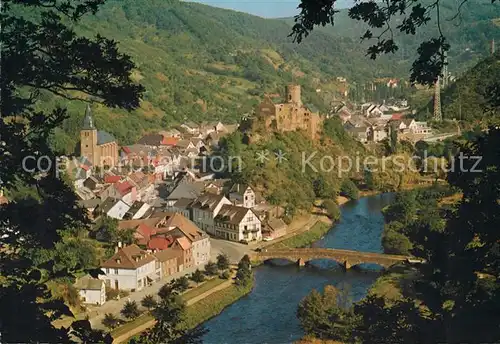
121,301,141,320
222,130,362,213
132,276,206,344
382,226,413,255
174,277,191,292
323,199,341,221
102,313,120,330
340,179,359,200
141,295,157,311
297,285,356,341
220,270,231,279
291,0,500,85
235,255,252,287
216,253,230,271
1,0,140,340
431,52,500,122
190,269,205,284
204,261,219,276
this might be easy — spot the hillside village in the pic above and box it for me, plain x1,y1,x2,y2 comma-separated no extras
66,83,444,308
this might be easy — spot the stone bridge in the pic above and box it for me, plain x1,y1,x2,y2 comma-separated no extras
251,248,412,269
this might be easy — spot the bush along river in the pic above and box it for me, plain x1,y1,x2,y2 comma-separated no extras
202,193,395,344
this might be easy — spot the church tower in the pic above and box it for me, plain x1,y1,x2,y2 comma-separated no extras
80,105,98,166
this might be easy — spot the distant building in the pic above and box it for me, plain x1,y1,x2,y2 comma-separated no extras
80,105,118,167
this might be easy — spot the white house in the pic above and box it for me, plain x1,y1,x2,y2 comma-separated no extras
189,194,232,235
214,205,262,242
100,244,160,291
229,184,256,208
74,275,106,305
96,198,131,220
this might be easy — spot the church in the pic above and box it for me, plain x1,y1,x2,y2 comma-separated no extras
80,105,119,167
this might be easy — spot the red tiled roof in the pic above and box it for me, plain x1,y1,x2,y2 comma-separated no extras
391,113,403,120
115,181,134,196
148,236,174,250
122,146,131,154
104,175,121,184
101,244,155,269
162,137,178,146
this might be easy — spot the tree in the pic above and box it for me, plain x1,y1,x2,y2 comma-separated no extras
382,227,412,255
141,295,157,312
175,276,190,292
297,285,355,341
289,0,494,85
0,0,142,341
216,253,230,271
132,280,206,344
340,179,359,200
235,255,252,287
204,261,218,276
323,199,341,221
121,301,141,320
190,269,205,284
101,313,120,330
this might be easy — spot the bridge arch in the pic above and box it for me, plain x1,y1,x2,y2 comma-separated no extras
252,248,409,271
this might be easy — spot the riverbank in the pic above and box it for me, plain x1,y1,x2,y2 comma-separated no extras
266,221,332,250
111,276,253,343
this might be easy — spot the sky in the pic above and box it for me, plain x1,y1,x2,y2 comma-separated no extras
188,0,353,18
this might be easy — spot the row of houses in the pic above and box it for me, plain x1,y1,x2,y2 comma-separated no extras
331,101,431,143
76,210,211,305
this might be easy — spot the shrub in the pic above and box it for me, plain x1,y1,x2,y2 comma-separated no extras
190,269,205,284
323,199,341,221
141,294,157,311
204,261,218,276
220,270,231,279
105,288,120,301
101,313,120,329
120,300,141,320
340,179,360,200
382,229,412,255
216,254,230,271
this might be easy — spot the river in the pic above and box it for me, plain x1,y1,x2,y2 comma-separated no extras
202,193,394,344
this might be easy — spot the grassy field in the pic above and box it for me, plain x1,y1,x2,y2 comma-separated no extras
182,277,227,301
182,282,253,329
267,222,332,249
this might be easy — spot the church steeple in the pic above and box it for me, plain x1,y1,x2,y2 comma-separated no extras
82,104,95,130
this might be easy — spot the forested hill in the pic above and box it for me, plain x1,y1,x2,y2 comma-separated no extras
27,0,497,153
281,0,500,74
440,52,500,122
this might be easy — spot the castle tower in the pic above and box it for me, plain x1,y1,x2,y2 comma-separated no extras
80,104,98,166
286,84,302,106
